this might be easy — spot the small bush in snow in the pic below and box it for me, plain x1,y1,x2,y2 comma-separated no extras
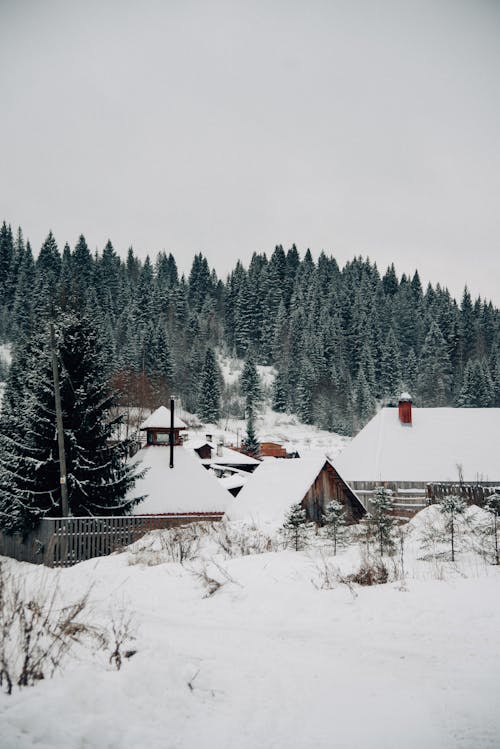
0,564,104,695
214,520,276,558
189,561,239,598
128,525,201,566
346,558,389,586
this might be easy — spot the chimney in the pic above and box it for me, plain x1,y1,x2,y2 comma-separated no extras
398,393,412,426
216,441,223,457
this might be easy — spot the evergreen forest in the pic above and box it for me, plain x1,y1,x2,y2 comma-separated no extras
1,221,499,438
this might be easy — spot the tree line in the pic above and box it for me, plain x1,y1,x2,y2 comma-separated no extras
0,221,499,438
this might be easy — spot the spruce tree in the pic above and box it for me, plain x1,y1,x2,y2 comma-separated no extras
0,313,142,533
417,321,452,406
241,411,260,457
370,487,395,556
283,503,308,551
322,500,347,555
197,348,221,423
240,354,262,414
439,495,466,562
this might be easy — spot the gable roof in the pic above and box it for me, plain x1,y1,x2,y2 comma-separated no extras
139,406,187,430
129,445,230,514
185,440,260,466
335,407,500,483
226,457,327,528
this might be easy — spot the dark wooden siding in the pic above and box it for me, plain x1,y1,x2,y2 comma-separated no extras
302,462,365,523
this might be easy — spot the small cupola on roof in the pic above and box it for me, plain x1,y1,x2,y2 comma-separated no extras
139,405,187,446
398,392,412,426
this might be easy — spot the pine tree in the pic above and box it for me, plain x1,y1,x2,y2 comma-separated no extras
322,500,347,555
458,359,493,407
370,487,395,555
484,491,500,565
439,495,466,562
272,369,287,412
417,321,452,406
0,313,142,533
240,354,262,415
380,328,402,400
283,503,308,551
197,348,221,423
241,411,260,457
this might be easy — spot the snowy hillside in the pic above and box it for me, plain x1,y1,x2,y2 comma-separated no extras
1,507,499,748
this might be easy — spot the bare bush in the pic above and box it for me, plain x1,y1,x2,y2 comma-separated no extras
128,525,201,566
345,558,389,586
108,607,136,671
0,564,101,695
213,520,276,558
189,560,240,598
0,564,138,693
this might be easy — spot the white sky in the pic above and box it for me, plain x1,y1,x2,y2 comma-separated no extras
1,0,499,303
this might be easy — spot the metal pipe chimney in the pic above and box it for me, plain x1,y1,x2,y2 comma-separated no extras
169,398,175,468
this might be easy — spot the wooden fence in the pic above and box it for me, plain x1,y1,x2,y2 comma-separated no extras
427,483,498,506
0,514,224,568
351,481,499,521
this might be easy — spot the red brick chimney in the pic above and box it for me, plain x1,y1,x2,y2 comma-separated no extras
398,393,412,425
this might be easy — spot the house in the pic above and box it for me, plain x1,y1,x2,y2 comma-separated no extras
129,406,231,518
139,405,187,446
226,457,365,529
335,394,500,517
188,439,260,473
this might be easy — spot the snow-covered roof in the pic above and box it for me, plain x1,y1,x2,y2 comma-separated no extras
226,457,327,529
139,406,187,430
335,407,500,483
198,445,260,466
129,445,231,514
219,473,248,491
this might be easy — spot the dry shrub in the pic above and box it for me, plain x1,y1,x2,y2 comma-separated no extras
128,525,201,566
214,520,276,558
0,563,137,694
345,559,389,586
189,560,240,598
0,563,101,694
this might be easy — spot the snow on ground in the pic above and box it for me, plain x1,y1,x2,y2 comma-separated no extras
189,405,350,460
1,509,500,749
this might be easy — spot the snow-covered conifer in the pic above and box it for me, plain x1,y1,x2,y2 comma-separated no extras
322,500,347,555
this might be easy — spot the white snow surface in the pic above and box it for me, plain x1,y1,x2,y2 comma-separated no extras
1,508,500,749
227,457,328,529
129,445,231,514
0,342,12,367
336,406,500,482
139,405,187,430
190,406,350,460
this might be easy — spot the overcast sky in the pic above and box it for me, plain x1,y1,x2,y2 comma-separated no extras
1,0,499,303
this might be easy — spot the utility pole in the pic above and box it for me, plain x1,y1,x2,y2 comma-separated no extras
50,322,69,517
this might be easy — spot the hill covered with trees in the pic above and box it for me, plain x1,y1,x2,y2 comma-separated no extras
0,221,498,435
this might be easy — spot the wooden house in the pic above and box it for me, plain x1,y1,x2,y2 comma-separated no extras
227,457,365,528
188,439,260,473
139,405,187,446
335,395,500,519
130,406,230,517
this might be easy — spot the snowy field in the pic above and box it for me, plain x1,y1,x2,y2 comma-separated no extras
1,507,499,749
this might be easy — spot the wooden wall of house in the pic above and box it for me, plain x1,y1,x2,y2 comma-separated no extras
302,462,365,523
